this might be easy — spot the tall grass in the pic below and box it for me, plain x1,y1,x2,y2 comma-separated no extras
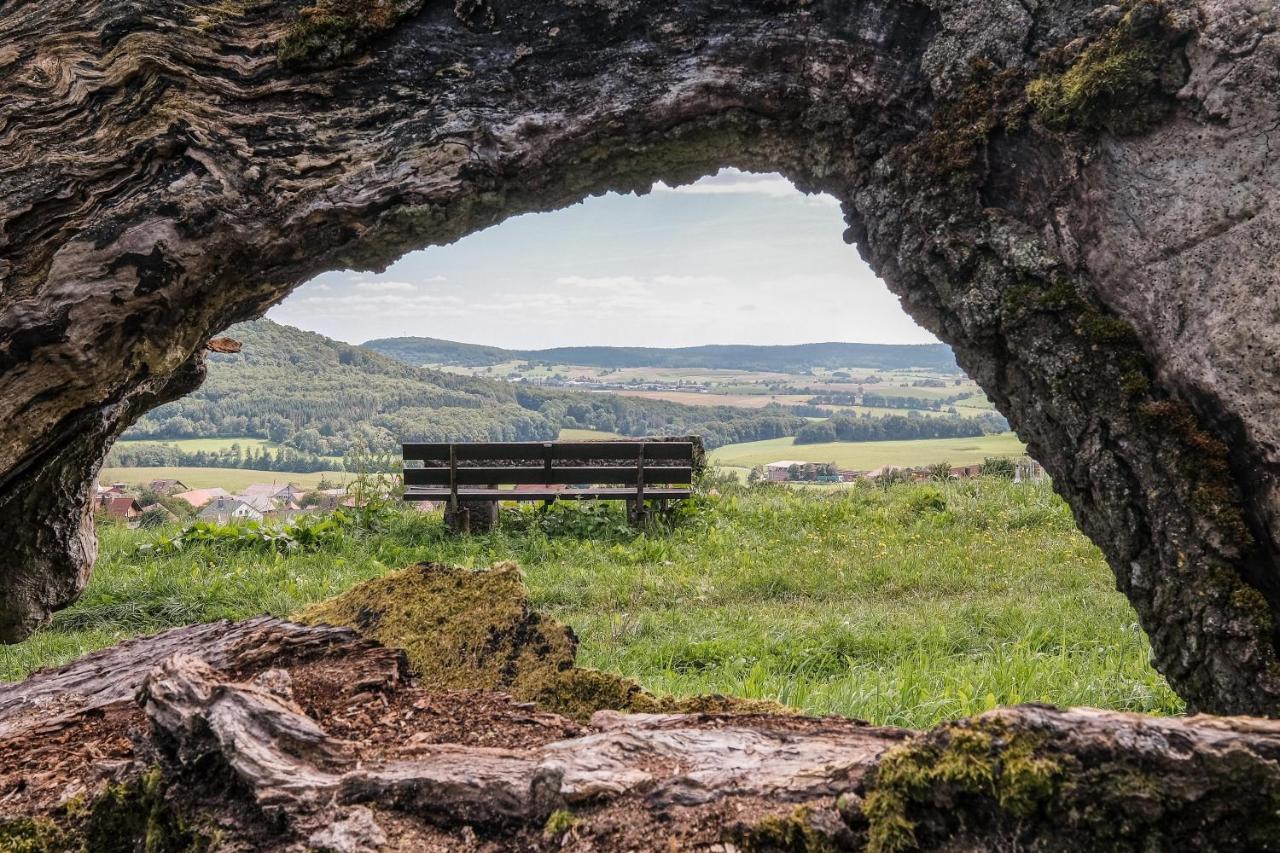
0,479,1182,728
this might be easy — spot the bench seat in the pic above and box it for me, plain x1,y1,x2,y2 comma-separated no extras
399,438,699,532
404,486,693,502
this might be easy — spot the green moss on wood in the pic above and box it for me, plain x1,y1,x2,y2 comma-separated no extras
542,809,578,838
1027,1,1185,134
0,818,67,853
297,561,790,722
83,767,208,853
735,806,840,853
863,718,1063,853
278,0,425,66
1137,400,1253,548
901,62,1029,184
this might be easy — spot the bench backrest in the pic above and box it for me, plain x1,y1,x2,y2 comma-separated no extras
401,441,695,488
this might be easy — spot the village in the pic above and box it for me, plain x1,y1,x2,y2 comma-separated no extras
93,478,362,528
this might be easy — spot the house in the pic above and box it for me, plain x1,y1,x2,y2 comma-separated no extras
95,482,130,507
235,494,278,516
198,496,263,524
1014,458,1046,483
138,503,179,524
146,478,189,495
764,460,809,483
173,487,231,509
241,483,306,503
310,488,355,511
104,496,143,525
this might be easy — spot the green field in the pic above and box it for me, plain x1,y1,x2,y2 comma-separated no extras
1,479,1177,728
115,437,280,453
709,432,1027,471
97,467,348,491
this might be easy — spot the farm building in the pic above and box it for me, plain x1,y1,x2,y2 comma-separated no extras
764,461,809,483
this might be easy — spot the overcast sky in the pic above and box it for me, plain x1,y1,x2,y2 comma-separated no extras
268,170,937,349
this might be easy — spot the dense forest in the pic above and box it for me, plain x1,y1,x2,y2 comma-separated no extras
363,337,960,373
122,321,806,458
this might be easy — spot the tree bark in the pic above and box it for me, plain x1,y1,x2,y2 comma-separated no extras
1,0,1279,717
5,617,1280,850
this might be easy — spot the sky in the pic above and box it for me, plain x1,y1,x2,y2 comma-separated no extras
268,169,937,349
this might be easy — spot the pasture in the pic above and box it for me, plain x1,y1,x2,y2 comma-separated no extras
97,466,348,491
1,479,1178,728
709,432,1027,471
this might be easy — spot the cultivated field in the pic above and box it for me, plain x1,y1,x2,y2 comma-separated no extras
97,466,348,491
613,390,814,408
0,480,1177,728
710,432,1027,471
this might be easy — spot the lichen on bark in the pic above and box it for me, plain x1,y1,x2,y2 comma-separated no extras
1026,0,1191,134
277,0,426,65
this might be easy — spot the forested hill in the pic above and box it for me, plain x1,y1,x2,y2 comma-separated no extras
121,320,805,456
363,337,959,373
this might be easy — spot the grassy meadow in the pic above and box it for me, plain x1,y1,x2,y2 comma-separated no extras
0,478,1180,728
710,431,1027,471
97,466,349,491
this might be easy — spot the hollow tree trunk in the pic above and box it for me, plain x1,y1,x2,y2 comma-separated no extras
0,0,1278,716
4,616,1280,850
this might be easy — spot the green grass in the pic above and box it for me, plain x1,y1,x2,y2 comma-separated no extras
97,467,349,491
710,432,1027,471
0,480,1180,728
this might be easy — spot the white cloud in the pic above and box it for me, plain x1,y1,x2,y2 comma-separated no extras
652,169,839,207
355,280,416,292
556,275,649,293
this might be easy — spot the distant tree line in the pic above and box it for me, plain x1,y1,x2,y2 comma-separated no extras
107,442,340,472
795,414,986,445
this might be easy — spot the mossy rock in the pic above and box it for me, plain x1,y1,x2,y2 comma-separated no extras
297,561,790,722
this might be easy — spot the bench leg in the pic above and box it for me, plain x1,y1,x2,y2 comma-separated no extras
626,500,654,529
445,501,498,535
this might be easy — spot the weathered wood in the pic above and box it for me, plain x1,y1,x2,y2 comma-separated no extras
6,615,1280,849
406,486,692,502
403,441,695,463
404,465,692,487
1,0,1279,718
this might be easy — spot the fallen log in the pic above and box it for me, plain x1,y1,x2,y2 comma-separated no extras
5,615,1280,851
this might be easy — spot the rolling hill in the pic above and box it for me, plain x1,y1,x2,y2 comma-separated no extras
118,321,806,460
362,337,959,373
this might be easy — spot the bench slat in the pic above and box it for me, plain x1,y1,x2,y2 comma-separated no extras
404,465,692,487
404,486,692,502
402,441,693,462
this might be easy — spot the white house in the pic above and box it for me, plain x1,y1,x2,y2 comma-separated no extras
198,496,264,523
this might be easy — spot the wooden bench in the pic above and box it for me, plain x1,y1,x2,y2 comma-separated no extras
401,439,698,532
